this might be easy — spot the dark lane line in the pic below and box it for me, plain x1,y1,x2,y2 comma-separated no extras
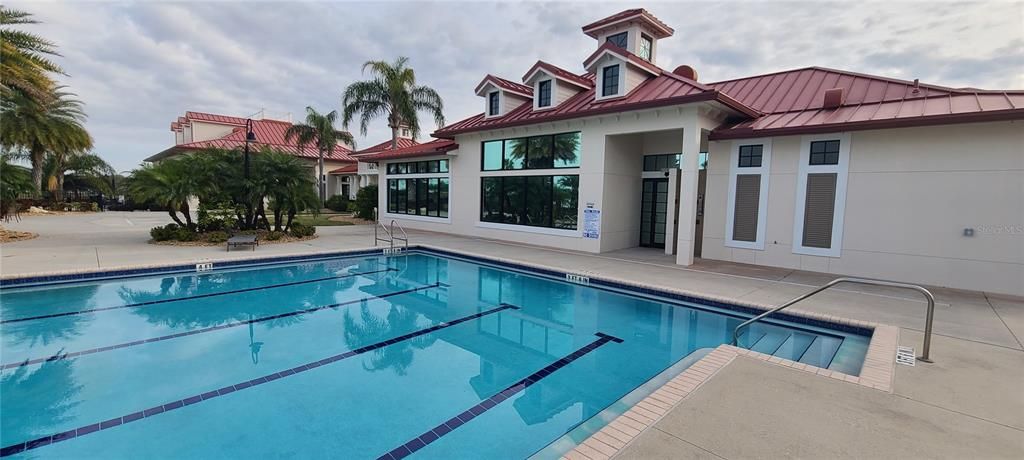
1,282,442,371
378,332,624,460
0,303,517,457
0,268,398,324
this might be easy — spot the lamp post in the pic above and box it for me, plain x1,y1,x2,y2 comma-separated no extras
244,119,256,179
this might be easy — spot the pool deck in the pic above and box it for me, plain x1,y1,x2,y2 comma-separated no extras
3,212,1023,458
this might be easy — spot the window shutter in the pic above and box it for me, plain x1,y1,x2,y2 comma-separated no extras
732,174,761,242
802,173,838,248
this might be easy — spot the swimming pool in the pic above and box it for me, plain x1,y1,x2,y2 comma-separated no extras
1,250,870,458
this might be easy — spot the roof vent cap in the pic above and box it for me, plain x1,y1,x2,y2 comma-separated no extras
672,65,698,81
822,87,845,109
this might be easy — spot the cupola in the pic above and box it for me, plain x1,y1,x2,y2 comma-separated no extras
581,9,674,65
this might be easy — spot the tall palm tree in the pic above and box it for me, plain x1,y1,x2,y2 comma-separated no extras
0,86,91,195
0,6,63,103
284,107,354,204
342,56,445,150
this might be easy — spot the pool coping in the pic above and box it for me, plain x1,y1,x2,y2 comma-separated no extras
0,244,900,460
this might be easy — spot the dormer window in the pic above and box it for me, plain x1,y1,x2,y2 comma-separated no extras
488,91,500,116
639,34,653,61
606,31,628,48
537,80,552,108
601,64,620,97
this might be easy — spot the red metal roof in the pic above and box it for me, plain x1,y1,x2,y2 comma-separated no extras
475,74,533,97
708,66,1024,139
148,117,355,162
352,137,419,156
328,163,358,175
581,9,674,38
359,139,457,161
183,111,250,126
522,61,593,89
436,70,757,137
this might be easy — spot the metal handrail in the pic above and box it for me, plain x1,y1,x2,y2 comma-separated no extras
374,220,393,248
389,220,408,250
732,277,936,363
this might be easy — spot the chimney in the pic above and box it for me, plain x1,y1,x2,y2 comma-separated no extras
672,65,698,81
822,87,845,109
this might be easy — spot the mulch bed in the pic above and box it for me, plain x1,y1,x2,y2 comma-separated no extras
150,233,318,247
0,227,39,244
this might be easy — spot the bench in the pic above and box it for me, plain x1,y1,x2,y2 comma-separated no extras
226,234,258,252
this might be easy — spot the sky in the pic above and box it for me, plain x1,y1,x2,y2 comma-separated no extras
10,0,1024,172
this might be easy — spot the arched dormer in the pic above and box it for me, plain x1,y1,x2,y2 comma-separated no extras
475,75,533,119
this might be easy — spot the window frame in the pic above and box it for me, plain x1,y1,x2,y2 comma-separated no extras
605,31,628,48
725,139,772,250
383,156,452,222
536,79,553,109
479,132,581,171
600,64,621,98
792,133,850,257
487,91,500,117
478,174,580,231
638,33,653,61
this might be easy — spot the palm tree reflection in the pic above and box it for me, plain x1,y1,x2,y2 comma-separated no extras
2,285,98,347
0,357,82,445
342,302,435,376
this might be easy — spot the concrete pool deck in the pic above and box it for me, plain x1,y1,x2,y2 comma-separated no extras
3,212,1022,458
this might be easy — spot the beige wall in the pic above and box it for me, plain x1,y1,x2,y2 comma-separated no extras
701,120,1024,295
189,121,236,143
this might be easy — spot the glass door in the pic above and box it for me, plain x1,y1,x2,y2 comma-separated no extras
640,178,669,248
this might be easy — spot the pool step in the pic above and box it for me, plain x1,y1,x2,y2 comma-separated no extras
739,325,844,371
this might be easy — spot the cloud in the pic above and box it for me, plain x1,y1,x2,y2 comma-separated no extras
8,1,1022,171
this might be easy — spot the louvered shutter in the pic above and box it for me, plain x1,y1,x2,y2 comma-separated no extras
732,174,761,242
802,173,838,248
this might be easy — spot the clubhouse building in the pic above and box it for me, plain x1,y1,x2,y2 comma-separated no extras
366,9,1024,296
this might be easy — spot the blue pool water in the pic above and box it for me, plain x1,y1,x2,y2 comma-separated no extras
0,252,870,458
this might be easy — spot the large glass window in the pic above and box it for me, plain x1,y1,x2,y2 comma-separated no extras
488,91,499,116
602,64,620,97
480,175,579,230
606,31,628,48
386,178,449,218
537,80,552,107
481,132,580,171
387,159,448,175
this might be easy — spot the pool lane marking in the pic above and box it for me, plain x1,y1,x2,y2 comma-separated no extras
1,282,444,371
0,303,517,458
0,268,398,324
377,332,624,460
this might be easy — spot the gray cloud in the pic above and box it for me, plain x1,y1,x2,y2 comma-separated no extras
10,1,1023,171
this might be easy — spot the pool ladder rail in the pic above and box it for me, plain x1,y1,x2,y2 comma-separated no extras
374,219,409,250
732,277,936,363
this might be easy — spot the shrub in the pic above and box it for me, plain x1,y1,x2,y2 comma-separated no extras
265,231,285,241
289,222,316,238
353,184,377,220
173,227,197,241
206,231,229,243
325,195,349,212
150,223,179,241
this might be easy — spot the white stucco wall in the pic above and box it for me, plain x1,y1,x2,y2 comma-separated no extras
377,104,721,255
701,120,1024,295
189,121,236,143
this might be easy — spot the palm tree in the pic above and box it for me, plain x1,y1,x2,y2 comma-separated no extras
0,152,33,221
0,86,91,195
284,107,354,205
255,148,319,231
0,6,63,103
342,56,445,150
126,156,202,227
43,151,114,201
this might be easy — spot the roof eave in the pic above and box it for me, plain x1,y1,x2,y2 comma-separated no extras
709,109,1024,140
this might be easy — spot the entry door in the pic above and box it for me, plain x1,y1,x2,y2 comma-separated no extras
640,178,669,248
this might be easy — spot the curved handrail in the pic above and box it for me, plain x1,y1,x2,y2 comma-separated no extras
732,277,936,363
389,219,409,250
374,220,393,248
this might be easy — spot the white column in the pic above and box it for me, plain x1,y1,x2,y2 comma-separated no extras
676,119,702,265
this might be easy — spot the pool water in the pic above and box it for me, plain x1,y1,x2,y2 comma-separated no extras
0,252,869,458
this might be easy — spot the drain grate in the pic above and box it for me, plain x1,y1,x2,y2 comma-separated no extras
896,346,916,366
